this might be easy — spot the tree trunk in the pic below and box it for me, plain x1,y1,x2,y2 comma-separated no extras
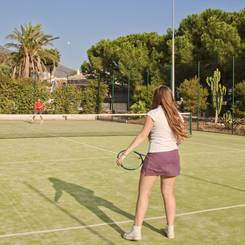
52,65,56,75
30,56,35,75
12,66,16,79
23,51,30,78
215,109,218,124
37,57,43,73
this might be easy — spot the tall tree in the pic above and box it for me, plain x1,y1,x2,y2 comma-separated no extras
5,23,59,78
81,32,166,95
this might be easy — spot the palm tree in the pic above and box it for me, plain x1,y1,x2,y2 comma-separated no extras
5,23,59,78
41,48,60,75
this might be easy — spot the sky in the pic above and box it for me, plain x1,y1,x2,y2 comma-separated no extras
0,0,244,69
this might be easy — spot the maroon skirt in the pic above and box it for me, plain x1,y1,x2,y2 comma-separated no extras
141,149,180,176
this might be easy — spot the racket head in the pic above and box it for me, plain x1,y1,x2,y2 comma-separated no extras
117,150,144,170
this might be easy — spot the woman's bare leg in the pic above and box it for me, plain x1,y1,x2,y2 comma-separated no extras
123,174,157,240
134,174,157,226
160,176,176,226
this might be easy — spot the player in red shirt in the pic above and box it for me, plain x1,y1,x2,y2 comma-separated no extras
32,98,44,122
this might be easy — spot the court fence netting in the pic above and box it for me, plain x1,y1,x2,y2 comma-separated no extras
0,113,192,139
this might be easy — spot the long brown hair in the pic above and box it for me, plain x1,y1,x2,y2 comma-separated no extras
152,85,188,141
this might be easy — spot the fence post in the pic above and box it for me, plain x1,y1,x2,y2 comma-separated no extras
197,60,201,130
96,79,100,114
147,69,150,85
190,113,192,135
232,56,235,135
111,73,115,113
127,72,131,112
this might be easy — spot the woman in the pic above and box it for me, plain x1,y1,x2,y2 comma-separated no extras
116,85,187,240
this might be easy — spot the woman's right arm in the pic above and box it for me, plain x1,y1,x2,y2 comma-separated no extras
116,116,153,166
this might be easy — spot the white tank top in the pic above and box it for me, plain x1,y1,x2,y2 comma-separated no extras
147,106,179,153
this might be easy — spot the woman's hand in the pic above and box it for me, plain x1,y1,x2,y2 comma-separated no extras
176,137,184,145
116,153,126,167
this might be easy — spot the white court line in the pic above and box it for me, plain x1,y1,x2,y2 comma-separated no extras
61,137,245,156
0,203,244,239
188,141,245,152
1,135,244,166
181,149,245,156
1,137,244,166
49,132,245,154
1,146,243,166
0,149,243,166
60,137,117,154
0,156,113,165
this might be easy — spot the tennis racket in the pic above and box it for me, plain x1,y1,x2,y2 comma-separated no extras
117,150,146,170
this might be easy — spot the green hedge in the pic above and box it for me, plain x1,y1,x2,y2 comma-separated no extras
0,75,108,114
47,85,81,114
80,80,108,113
0,75,49,113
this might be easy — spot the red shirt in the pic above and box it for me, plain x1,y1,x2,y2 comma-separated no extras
35,101,43,112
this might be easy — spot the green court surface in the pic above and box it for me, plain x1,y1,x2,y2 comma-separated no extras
0,121,244,245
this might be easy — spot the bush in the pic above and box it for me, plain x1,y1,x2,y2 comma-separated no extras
222,111,232,129
0,74,49,113
131,84,155,113
130,100,147,113
48,85,82,114
235,81,245,118
0,64,11,77
178,76,209,114
80,80,108,113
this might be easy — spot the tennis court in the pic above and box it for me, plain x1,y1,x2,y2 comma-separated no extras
0,119,244,245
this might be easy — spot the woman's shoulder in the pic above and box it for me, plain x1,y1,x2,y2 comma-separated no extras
147,106,163,121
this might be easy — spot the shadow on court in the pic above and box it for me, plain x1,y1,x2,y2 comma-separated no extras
25,182,115,245
49,178,161,236
182,174,245,192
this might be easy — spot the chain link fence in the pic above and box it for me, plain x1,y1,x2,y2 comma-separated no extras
174,57,245,136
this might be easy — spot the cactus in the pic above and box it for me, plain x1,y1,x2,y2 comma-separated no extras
222,111,232,129
206,69,227,123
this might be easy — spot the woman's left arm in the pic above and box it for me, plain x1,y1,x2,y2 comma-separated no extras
116,116,153,166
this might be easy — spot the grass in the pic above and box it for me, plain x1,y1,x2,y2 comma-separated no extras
0,120,244,245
